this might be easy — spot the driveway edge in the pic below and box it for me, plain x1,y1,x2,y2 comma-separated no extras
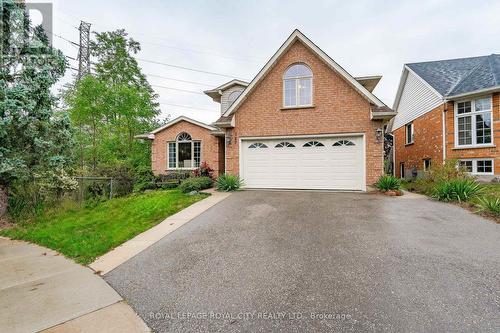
89,189,231,275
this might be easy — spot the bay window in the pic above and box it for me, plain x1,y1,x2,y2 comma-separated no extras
455,96,492,147
167,132,201,169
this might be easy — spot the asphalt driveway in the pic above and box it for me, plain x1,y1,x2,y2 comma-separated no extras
105,191,500,332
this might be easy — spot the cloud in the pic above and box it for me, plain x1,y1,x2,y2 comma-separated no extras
53,0,500,122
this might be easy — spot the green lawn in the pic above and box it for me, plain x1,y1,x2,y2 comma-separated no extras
480,184,500,198
0,189,208,264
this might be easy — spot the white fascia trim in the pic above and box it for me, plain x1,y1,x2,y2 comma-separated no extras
223,30,385,118
392,67,409,110
203,79,249,95
445,85,500,100
355,75,382,81
370,111,397,120
240,132,365,141
134,133,155,140
151,116,217,134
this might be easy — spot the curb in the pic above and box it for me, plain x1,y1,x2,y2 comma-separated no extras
89,189,231,275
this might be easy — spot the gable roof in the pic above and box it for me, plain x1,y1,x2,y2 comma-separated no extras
222,29,385,118
136,116,217,139
203,79,249,102
406,54,500,98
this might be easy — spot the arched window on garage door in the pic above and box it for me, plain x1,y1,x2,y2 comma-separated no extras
333,140,355,146
303,141,324,147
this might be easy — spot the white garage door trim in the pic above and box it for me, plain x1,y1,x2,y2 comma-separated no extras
239,133,366,191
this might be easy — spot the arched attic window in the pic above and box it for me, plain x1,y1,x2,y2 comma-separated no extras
283,63,313,108
227,90,243,108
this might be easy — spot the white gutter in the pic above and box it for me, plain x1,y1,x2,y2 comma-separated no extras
445,86,500,99
442,100,447,163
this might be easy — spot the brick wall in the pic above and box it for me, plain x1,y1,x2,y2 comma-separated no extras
445,93,500,174
394,93,500,177
224,40,384,185
394,103,444,178
151,120,221,175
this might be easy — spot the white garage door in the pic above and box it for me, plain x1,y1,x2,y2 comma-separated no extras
241,136,365,190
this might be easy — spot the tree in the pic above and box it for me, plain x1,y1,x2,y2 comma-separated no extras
0,0,74,216
64,29,161,174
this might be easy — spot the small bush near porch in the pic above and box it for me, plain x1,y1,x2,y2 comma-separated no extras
0,189,208,264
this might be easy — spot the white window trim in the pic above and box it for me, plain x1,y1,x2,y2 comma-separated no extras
167,140,202,170
405,123,414,145
459,158,494,175
454,95,494,148
283,64,313,108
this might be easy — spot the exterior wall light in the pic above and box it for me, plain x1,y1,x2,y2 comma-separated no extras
376,127,383,143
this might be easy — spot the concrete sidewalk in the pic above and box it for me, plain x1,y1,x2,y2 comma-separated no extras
0,237,149,333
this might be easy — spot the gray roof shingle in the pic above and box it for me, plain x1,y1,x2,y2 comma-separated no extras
407,54,500,97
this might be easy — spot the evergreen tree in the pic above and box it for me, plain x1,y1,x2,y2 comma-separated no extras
0,0,74,216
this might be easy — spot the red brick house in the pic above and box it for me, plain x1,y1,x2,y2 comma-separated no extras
140,30,396,191
392,54,500,180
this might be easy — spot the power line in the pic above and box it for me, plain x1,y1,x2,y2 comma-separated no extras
144,73,213,87
55,9,262,64
151,84,205,95
51,32,79,47
136,57,242,79
158,102,218,112
51,33,244,81
139,40,260,63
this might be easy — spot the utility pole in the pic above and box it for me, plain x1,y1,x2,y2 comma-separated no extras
77,21,91,80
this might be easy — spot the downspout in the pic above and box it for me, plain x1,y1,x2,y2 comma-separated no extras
442,100,448,163
392,132,396,176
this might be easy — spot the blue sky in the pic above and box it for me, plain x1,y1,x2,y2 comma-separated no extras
43,0,500,123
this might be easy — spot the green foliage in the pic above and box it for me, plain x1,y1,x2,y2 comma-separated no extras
0,1,74,216
63,29,162,197
179,177,212,193
476,196,500,215
375,174,401,191
1,190,208,264
432,179,483,202
427,159,469,183
404,159,472,196
133,165,156,192
7,182,46,220
215,174,244,192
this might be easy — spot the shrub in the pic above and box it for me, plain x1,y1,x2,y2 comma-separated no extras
476,196,500,215
96,164,134,197
193,162,214,178
375,174,401,191
427,159,470,183
215,174,244,192
133,166,155,192
432,179,483,202
178,177,212,193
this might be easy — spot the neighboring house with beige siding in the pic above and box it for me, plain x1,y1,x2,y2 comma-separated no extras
138,30,396,190
392,54,500,180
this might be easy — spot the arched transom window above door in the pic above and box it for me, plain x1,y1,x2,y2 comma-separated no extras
168,132,201,169
283,63,313,108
